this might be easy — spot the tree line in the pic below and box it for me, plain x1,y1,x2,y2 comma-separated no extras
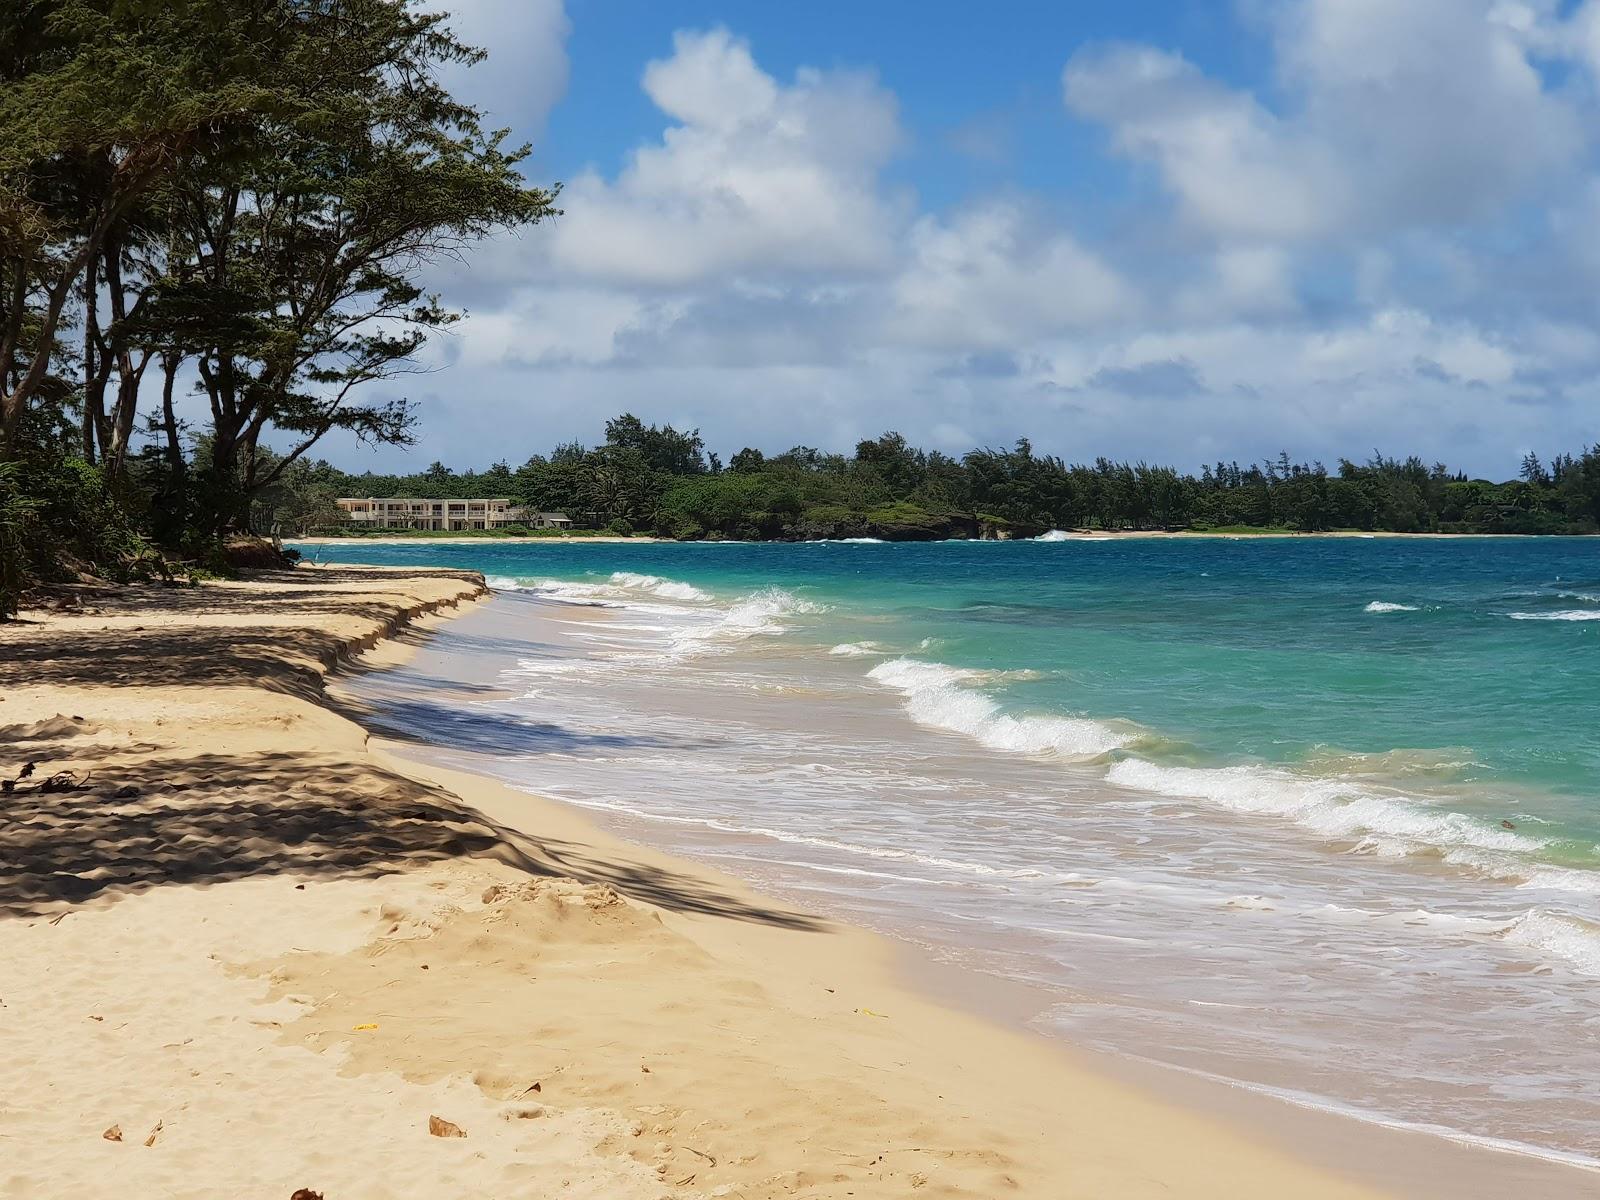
269,413,1600,541
1,0,555,615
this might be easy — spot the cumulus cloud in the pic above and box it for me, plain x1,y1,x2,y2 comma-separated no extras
543,28,907,286
886,204,1135,348
1064,44,1345,240
1064,0,1582,242
311,5,1600,479
442,0,571,138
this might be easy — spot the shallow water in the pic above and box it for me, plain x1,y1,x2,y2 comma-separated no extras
305,537,1600,1166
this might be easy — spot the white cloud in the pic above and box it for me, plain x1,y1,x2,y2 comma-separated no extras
1174,246,1298,320
886,204,1135,348
1064,45,1345,240
1065,0,1582,243
442,0,571,138
543,28,907,287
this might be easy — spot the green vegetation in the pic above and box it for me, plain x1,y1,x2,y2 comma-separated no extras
280,417,1600,542
1,0,556,615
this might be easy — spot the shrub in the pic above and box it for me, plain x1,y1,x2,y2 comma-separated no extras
0,462,38,618
0,439,159,616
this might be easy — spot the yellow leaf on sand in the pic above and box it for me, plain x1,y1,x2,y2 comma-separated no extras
428,1115,466,1138
352,1023,379,1031
855,1007,888,1018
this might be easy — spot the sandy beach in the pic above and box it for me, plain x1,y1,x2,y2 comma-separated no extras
296,536,661,546
0,565,1581,1198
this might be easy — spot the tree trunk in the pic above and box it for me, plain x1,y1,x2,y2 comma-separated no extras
82,253,100,464
197,353,250,537
99,234,148,480
160,354,184,475
106,352,149,478
0,200,128,457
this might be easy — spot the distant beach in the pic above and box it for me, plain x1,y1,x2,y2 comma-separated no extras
295,534,662,545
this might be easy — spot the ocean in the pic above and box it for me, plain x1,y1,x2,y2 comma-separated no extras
300,535,1600,1167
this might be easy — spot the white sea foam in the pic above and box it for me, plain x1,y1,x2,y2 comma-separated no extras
1034,530,1073,541
607,571,710,601
488,576,628,606
867,658,1129,759
1507,609,1600,621
525,786,1086,884
1105,758,1549,867
829,641,892,657
1303,904,1512,937
1083,1049,1600,1175
490,572,712,606
666,587,827,656
1364,601,1420,613
1503,909,1600,976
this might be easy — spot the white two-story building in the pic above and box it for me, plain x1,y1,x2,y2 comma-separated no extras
334,498,571,532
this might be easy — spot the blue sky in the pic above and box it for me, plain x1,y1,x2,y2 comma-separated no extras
542,2,1259,211
307,0,1600,477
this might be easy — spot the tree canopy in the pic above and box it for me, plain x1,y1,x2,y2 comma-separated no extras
281,412,1600,542
1,0,557,613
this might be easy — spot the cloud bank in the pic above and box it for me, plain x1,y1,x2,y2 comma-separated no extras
346,1,1600,476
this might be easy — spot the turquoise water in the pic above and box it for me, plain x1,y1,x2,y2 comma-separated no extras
305,535,1600,1161
306,537,1600,856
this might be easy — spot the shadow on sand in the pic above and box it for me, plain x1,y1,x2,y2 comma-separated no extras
0,569,823,932
0,748,823,930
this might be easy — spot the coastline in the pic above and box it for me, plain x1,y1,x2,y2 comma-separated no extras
0,567,1583,1197
340,583,1600,1199
291,528,1576,547
296,535,660,545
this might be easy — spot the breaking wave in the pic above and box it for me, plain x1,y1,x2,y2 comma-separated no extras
1503,909,1600,977
667,587,828,657
829,641,893,657
606,571,711,601
1100,757,1590,891
1507,610,1600,622
867,658,1129,759
486,571,709,604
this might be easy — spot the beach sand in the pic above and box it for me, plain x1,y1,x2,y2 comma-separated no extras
0,566,1573,1198
295,535,658,545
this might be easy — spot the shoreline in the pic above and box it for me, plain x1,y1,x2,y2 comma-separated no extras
0,566,1585,1197
369,741,1600,1198
291,528,1584,547
339,585,1596,1199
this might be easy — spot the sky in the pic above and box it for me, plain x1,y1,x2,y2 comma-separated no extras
307,0,1600,477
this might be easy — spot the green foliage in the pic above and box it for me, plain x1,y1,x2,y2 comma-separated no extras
248,414,1600,545
0,460,37,616
0,0,558,599
0,427,161,615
